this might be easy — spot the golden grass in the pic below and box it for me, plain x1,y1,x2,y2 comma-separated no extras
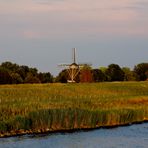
0,82,148,136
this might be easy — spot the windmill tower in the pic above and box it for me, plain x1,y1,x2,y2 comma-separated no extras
59,48,91,83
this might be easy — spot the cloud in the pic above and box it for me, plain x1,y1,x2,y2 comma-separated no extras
21,30,43,39
134,0,148,6
33,0,65,4
0,0,148,39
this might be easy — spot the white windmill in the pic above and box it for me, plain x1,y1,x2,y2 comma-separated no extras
59,48,91,83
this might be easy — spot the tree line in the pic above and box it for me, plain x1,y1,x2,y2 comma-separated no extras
0,61,53,84
0,61,148,84
57,63,148,83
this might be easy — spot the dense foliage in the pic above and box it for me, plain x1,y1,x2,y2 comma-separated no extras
56,63,148,83
134,63,148,81
0,61,53,84
105,64,125,81
0,61,148,84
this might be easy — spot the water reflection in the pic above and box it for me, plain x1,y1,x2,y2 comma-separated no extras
0,123,148,148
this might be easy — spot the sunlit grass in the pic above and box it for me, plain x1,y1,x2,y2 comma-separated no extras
0,82,148,135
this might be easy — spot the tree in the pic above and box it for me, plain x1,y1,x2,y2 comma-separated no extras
24,73,41,84
145,71,148,81
99,67,107,73
29,68,38,76
10,73,23,84
38,72,53,83
122,67,137,81
17,65,30,81
0,61,54,84
0,67,12,84
134,63,148,81
1,61,19,72
56,69,68,83
105,64,125,81
92,69,107,82
80,65,93,83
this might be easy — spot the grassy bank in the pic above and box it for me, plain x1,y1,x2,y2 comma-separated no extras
0,82,148,137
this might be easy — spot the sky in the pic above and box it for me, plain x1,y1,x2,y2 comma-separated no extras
0,0,148,76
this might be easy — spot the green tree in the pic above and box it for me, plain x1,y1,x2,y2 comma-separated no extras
10,73,23,84
92,69,107,82
134,63,148,81
38,72,53,83
122,67,137,81
17,65,30,81
1,61,19,72
29,68,38,76
25,73,41,84
99,67,107,73
0,67,12,84
0,61,54,84
106,64,125,81
56,69,68,83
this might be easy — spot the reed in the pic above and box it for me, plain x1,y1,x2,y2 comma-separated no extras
0,82,148,136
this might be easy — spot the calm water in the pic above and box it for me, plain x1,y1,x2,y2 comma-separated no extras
0,123,148,148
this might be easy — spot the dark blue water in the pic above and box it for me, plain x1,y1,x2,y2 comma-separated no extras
0,123,148,148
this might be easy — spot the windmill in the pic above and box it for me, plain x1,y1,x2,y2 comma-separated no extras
59,48,91,83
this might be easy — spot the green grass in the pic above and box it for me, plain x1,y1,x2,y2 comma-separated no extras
0,82,148,136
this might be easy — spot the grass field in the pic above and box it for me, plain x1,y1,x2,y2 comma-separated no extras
0,82,148,137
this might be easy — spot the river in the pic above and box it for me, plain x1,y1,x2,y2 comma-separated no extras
0,123,148,148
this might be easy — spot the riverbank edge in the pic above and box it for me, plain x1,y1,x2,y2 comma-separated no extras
1,119,148,138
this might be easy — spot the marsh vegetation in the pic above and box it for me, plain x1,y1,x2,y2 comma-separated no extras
0,82,148,137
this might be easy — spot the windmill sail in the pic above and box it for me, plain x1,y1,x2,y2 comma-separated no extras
73,48,76,64
58,48,91,82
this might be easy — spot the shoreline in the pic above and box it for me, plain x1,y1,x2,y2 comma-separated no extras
1,120,148,138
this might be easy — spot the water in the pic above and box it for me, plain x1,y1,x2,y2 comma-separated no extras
0,123,148,148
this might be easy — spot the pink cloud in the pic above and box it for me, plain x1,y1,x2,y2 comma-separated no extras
21,30,43,39
1,0,148,38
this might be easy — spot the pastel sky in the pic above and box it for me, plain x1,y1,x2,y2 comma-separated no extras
0,0,148,75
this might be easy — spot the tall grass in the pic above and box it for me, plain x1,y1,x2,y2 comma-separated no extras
0,82,148,136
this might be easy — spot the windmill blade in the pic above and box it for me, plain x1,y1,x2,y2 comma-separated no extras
58,48,92,82
72,48,76,63
58,64,70,67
